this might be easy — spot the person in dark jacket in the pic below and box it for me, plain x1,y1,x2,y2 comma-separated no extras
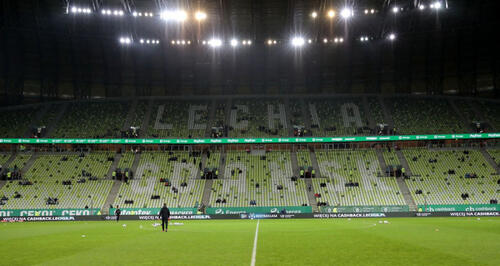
159,203,171,232
115,206,121,222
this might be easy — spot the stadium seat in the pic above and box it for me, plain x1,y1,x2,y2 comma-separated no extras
403,149,498,205
209,151,308,207
313,149,405,206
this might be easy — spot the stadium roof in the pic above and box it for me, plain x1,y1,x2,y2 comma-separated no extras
0,0,498,102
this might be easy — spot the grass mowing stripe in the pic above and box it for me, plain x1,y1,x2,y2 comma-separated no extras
251,219,260,266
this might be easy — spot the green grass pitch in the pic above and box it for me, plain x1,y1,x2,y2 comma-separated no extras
1,217,499,265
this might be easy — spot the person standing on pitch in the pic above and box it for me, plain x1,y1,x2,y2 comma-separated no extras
159,203,170,232
115,205,121,222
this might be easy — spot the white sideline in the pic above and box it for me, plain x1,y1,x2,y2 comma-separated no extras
250,219,260,266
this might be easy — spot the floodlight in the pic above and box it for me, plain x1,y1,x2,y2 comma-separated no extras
208,38,222,47
311,11,318,18
133,12,137,17
195,11,207,21
364,9,368,14
161,10,188,22
431,2,442,9
419,5,426,10
370,9,375,14
71,7,77,13
323,38,328,43
267,40,273,45
140,39,144,43
231,39,238,47
327,10,335,18
340,8,353,19
388,33,396,40
120,37,131,44
392,7,399,13
291,37,305,47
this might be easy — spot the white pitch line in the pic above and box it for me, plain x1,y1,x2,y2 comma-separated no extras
250,219,260,266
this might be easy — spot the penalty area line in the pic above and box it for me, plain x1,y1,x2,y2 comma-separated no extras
250,219,260,266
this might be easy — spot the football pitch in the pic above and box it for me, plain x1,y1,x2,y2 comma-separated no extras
1,217,499,265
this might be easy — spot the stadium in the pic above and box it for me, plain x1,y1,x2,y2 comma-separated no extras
0,0,499,265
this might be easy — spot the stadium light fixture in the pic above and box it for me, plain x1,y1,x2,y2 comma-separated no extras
311,11,318,18
195,11,207,21
291,37,305,47
161,10,188,22
323,38,328,43
327,10,336,18
388,33,396,41
71,6,92,14
392,6,399,13
371,9,375,14
119,37,131,45
419,5,426,10
208,38,222,47
230,39,239,47
340,8,353,19
430,2,442,9
360,36,370,42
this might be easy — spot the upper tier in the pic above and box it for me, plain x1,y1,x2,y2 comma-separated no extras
1,95,498,139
